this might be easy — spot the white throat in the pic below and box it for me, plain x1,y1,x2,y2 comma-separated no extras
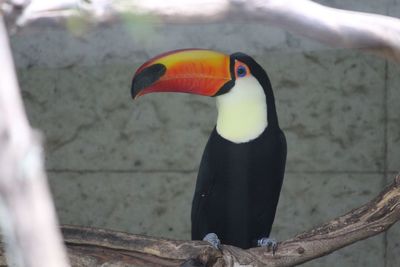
216,76,267,143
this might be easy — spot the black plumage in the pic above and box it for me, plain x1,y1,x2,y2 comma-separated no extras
191,53,287,249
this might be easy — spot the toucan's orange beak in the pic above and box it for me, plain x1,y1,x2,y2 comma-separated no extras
131,49,234,99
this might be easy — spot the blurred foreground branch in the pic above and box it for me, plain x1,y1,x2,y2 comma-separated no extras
2,174,398,266
2,0,400,62
0,14,69,267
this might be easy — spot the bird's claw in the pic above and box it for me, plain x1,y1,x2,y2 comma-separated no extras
257,237,277,254
203,233,221,249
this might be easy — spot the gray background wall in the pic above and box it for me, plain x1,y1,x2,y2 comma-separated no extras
10,0,399,266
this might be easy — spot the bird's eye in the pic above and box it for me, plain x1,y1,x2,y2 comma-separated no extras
237,65,247,77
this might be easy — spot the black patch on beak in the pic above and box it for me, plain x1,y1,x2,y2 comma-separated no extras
131,63,166,98
213,80,235,96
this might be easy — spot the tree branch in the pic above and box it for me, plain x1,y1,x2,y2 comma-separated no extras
2,0,400,62
1,174,397,266
0,14,69,267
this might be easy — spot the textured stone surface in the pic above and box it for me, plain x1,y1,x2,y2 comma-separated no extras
387,37,400,173
49,171,196,239
273,173,383,238
20,50,386,173
273,173,385,267
20,65,215,171
10,23,323,69
388,0,400,171
269,51,385,172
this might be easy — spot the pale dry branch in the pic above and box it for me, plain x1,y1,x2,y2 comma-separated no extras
0,14,69,267
2,0,400,62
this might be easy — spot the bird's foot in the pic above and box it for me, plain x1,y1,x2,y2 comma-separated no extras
257,237,277,254
203,233,221,249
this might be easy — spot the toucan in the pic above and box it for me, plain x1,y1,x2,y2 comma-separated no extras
131,49,287,250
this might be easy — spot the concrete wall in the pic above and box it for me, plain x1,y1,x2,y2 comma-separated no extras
10,0,399,266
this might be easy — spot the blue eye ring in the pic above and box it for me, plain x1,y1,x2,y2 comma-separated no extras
237,65,247,77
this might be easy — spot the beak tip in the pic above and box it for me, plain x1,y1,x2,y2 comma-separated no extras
131,63,167,100
131,80,138,99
